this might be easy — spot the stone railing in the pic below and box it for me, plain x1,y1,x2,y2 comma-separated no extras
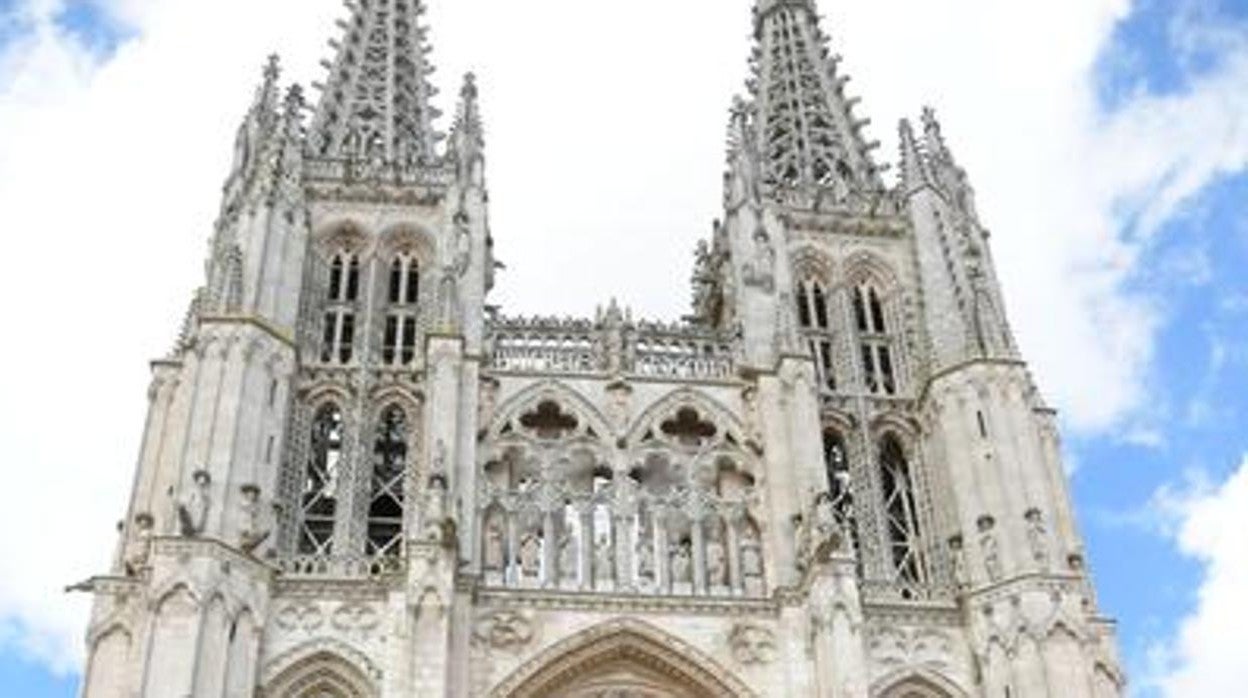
276,554,405,580
487,312,737,382
303,156,455,188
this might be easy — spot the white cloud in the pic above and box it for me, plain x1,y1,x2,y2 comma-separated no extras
1147,456,1248,696
1,0,1247,676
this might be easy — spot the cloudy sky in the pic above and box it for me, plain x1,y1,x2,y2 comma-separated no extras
1,0,1247,695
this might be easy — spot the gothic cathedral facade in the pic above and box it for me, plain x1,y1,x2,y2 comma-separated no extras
78,1,1125,696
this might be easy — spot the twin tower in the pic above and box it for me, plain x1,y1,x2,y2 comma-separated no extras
78,1,1125,696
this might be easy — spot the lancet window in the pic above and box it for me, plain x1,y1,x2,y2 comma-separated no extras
321,253,360,364
366,405,408,557
382,255,420,366
879,435,927,591
298,404,344,555
796,277,836,392
853,282,898,395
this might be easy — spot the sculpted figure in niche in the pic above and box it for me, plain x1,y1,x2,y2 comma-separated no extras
741,527,763,578
238,484,270,554
594,536,614,584
706,534,728,588
636,533,656,585
483,518,505,572
176,469,211,537
670,540,693,584
558,531,578,583
519,532,542,580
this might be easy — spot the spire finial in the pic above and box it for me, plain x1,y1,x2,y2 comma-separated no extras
921,107,952,163
263,54,280,83
309,0,443,165
738,0,883,209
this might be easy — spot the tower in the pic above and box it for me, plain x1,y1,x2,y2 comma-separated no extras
76,1,1123,696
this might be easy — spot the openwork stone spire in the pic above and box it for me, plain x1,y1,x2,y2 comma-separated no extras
747,0,882,206
309,0,443,165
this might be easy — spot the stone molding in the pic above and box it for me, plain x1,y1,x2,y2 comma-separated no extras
487,617,758,698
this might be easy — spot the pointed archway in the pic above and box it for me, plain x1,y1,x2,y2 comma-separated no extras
489,618,757,698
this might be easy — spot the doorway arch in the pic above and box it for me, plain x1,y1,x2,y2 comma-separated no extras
489,618,756,698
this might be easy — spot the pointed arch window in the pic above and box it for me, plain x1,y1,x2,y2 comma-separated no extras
853,283,898,395
879,435,927,591
383,254,420,366
796,277,836,392
367,406,408,557
321,253,359,364
299,404,343,556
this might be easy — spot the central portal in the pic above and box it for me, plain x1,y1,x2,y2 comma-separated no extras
488,619,753,698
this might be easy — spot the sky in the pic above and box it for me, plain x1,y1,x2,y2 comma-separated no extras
0,0,1246,695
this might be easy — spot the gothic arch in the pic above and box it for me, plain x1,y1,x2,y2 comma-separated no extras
146,579,203,613
368,384,425,415
626,388,747,447
303,382,355,408
842,249,901,295
790,244,837,284
869,412,922,444
871,667,970,698
313,218,370,256
376,221,438,262
489,618,758,698
261,639,381,698
489,379,614,440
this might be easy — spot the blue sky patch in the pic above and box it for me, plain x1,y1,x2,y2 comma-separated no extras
1074,169,1248,693
53,1,131,57
1096,0,1248,109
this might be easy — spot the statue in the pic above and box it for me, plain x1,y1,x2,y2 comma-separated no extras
670,540,692,584
177,469,211,537
519,533,542,579
594,536,614,584
743,228,776,292
484,518,505,571
636,534,655,584
424,473,450,543
706,536,727,588
980,532,1002,582
1026,508,1050,569
238,484,270,554
948,535,968,589
123,512,155,577
558,532,578,583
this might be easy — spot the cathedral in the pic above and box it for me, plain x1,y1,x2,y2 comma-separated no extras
77,0,1126,696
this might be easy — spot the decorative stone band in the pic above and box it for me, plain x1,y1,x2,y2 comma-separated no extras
488,315,736,381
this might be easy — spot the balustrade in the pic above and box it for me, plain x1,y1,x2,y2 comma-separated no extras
487,315,735,381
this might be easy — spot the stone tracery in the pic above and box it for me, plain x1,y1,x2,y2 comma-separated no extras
478,391,766,597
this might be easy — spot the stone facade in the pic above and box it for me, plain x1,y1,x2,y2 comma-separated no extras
77,1,1125,696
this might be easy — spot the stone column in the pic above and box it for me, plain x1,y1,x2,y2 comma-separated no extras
808,549,868,698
